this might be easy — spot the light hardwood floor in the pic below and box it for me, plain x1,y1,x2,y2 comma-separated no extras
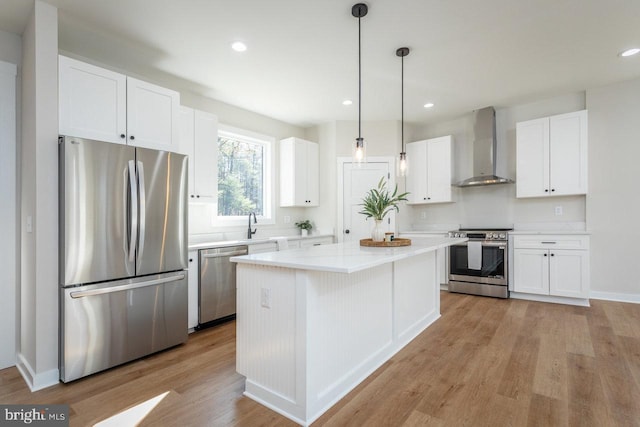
2,292,639,426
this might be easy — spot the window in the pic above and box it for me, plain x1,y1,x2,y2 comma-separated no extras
216,125,273,223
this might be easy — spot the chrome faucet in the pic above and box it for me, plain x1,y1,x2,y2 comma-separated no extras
247,212,257,239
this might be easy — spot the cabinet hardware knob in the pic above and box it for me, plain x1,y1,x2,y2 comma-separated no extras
189,258,193,262
423,197,427,200
190,195,194,198
551,189,555,192
120,134,126,139
550,253,555,256
130,135,135,140
345,229,350,234
544,253,548,257
545,189,549,192
196,195,200,198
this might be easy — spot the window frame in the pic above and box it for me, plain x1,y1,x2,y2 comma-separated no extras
214,124,275,226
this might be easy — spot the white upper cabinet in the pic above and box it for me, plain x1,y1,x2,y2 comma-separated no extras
280,137,319,207
59,55,180,151
179,106,218,202
59,55,127,144
405,135,453,204
126,77,180,151
516,110,587,198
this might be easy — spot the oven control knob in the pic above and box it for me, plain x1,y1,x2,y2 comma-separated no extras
460,233,466,238
499,233,506,239
492,233,498,239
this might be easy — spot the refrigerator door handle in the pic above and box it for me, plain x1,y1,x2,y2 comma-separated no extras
69,274,186,299
127,160,138,263
137,160,146,264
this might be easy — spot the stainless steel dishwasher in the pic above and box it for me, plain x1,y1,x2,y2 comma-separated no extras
198,245,248,326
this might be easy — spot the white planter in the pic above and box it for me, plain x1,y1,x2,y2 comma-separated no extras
301,229,308,237
371,219,385,242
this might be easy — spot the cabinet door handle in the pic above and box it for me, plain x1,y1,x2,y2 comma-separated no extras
541,241,556,244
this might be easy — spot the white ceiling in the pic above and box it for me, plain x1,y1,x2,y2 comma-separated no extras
2,0,640,127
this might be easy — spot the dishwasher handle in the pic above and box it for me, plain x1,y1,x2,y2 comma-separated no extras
202,250,248,258
69,274,186,299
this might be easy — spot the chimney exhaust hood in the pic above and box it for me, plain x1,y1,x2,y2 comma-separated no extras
456,106,514,187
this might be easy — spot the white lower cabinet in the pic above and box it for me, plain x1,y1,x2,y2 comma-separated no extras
512,234,589,299
187,250,199,331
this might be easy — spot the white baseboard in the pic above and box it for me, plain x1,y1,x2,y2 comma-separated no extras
510,292,590,307
439,284,448,291
16,353,59,392
589,291,640,304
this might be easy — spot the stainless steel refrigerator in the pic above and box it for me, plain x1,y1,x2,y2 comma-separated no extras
59,136,188,382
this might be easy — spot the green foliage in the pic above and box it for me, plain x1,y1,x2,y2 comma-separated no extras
217,136,264,216
358,177,409,221
295,219,313,230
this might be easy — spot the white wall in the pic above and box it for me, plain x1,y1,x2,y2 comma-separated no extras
0,31,19,369
19,0,59,390
399,93,587,230
586,77,640,299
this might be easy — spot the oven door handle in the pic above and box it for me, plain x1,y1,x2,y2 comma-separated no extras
453,241,506,248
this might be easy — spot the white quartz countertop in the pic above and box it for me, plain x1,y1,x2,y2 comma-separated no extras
188,234,334,251
230,236,467,274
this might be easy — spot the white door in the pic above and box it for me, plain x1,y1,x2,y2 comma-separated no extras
549,249,589,298
516,117,550,198
513,249,549,295
549,110,588,196
342,161,392,242
126,76,180,151
58,55,127,144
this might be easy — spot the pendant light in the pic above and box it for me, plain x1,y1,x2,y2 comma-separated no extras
397,47,410,177
352,3,368,165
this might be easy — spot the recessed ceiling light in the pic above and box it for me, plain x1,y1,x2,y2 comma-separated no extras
342,100,353,106
424,103,434,108
620,48,640,57
231,41,247,52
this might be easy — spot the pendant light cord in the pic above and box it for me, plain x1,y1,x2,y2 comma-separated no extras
401,53,404,152
358,13,362,139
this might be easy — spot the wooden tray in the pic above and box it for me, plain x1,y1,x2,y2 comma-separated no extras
360,238,411,247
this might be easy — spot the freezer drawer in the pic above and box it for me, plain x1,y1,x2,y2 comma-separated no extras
199,246,248,325
60,271,187,382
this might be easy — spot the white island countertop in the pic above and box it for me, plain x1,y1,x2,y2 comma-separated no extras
231,236,467,274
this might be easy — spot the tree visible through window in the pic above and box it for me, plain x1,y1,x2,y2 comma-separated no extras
217,134,264,216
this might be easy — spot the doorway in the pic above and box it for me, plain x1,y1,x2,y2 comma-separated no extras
337,157,396,242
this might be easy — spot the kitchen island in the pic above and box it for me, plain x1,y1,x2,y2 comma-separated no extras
231,236,466,426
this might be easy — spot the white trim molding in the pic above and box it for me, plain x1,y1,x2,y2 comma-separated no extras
16,353,59,392
589,291,640,304
510,292,590,307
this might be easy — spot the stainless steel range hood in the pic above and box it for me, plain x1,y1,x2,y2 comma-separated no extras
456,106,514,187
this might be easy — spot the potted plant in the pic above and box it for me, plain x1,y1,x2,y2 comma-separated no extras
359,177,409,242
295,219,313,237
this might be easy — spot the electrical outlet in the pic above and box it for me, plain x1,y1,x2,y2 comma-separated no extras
261,288,271,308
26,215,33,233
420,211,427,220
555,206,563,216
283,215,291,224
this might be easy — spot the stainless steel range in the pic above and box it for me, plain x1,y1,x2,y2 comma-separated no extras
447,228,511,298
